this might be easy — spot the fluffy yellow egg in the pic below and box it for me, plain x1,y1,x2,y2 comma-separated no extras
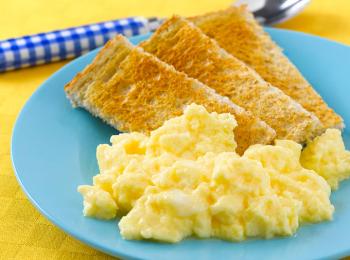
77,104,349,243
77,185,117,219
301,129,350,190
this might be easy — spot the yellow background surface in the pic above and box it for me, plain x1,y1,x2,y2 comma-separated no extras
1,0,349,259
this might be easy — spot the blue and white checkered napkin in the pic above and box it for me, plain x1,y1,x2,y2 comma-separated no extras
0,17,162,72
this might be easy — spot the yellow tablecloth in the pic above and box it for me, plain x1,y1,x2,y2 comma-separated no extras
1,0,349,259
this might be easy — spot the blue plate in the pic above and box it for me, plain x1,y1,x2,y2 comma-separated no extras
11,29,350,260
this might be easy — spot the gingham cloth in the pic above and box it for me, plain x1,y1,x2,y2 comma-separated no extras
0,17,162,72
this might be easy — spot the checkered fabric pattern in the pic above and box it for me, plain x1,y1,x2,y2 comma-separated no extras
0,17,162,72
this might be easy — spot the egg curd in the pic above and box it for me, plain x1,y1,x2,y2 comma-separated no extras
78,104,350,243
300,129,350,190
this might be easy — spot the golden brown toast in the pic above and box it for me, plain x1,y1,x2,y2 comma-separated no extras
190,6,344,130
141,16,324,143
65,35,276,153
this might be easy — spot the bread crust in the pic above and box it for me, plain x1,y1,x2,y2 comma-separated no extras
65,35,276,154
141,16,324,143
190,6,344,130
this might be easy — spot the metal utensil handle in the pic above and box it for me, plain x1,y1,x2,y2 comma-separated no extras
0,17,163,72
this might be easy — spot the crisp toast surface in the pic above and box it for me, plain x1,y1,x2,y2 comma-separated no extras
64,36,134,107
190,6,344,130
141,16,324,143
65,35,276,154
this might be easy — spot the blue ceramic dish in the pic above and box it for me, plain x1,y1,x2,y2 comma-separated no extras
11,29,350,260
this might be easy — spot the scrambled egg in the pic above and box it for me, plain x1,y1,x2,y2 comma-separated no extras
78,104,349,243
300,129,350,190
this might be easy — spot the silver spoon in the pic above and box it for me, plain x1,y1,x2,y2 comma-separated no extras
234,0,311,25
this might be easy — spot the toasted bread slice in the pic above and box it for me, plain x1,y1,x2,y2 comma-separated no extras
65,35,275,153
141,16,324,143
190,6,344,130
